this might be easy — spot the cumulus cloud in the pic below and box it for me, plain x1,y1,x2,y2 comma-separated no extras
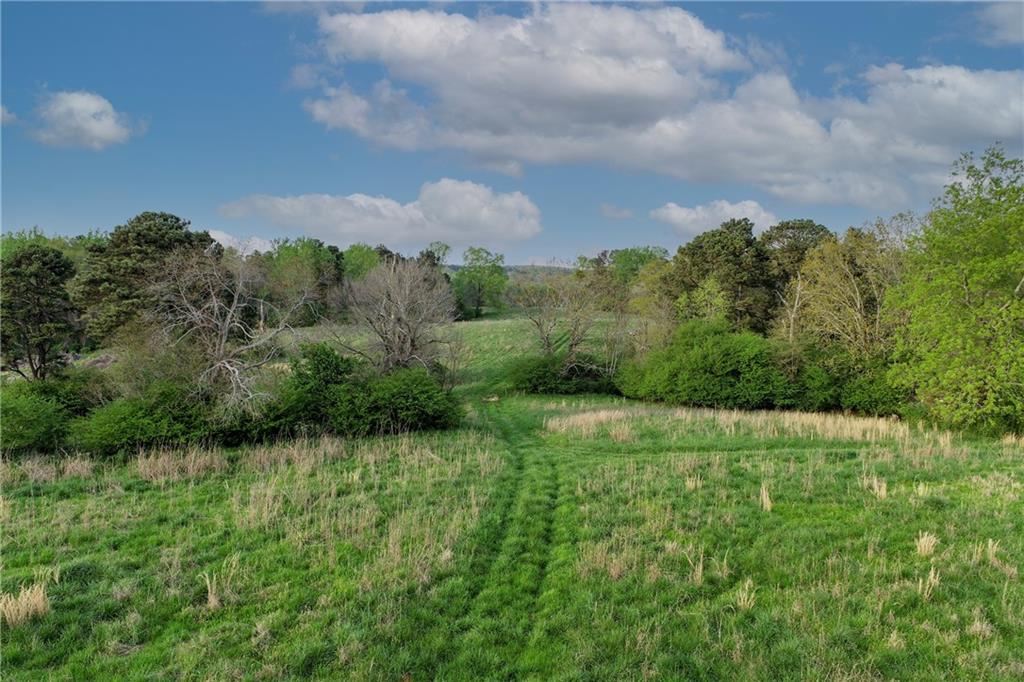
218,178,541,247
300,4,1022,207
209,230,275,255
600,203,633,220
650,199,778,239
1,105,15,124
974,3,1024,46
32,91,137,150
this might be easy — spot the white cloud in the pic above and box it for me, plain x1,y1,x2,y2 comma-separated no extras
288,63,321,89
218,178,541,248
32,91,136,150
300,5,1022,208
974,3,1024,46
1,105,15,124
650,199,778,239
600,203,632,220
304,81,429,151
309,4,745,141
209,230,275,255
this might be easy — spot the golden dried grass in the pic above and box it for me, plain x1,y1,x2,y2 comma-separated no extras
61,455,94,479
20,458,57,484
915,531,939,557
137,446,227,484
1,582,50,627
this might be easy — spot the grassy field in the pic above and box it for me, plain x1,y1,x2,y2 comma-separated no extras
3,317,1023,680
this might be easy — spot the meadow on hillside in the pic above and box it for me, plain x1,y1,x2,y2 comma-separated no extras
4,3,1024,679
3,317,1022,680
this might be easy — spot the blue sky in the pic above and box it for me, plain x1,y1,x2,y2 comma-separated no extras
2,2,1022,264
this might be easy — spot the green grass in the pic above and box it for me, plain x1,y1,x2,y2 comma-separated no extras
3,316,1023,679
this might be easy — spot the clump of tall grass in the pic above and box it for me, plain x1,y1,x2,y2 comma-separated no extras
20,458,57,484
915,531,939,557
1,583,50,627
917,567,940,601
736,578,756,611
61,455,94,478
137,446,227,483
545,409,643,438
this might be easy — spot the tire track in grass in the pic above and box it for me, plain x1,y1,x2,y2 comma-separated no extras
516,441,583,679
438,405,561,679
357,404,526,678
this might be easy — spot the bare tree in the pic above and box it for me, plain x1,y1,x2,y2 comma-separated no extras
345,258,455,371
149,246,316,407
507,272,599,360
507,277,561,355
561,275,598,360
506,269,624,383
774,271,809,344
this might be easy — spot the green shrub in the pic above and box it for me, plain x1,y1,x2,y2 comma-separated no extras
291,343,359,392
794,363,843,412
839,363,906,416
328,367,461,437
619,320,787,409
8,366,116,417
0,390,68,454
252,345,459,442
254,344,361,439
509,354,617,395
69,382,208,456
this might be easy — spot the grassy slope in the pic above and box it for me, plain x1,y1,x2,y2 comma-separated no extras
3,316,1023,680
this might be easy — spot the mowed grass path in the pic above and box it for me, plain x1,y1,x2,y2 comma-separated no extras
3,317,1023,679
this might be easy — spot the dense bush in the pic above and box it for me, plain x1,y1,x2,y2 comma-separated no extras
69,382,209,456
839,363,907,417
787,350,905,417
329,367,462,437
251,344,361,439
792,362,842,412
508,354,617,395
618,320,788,409
0,390,69,454
7,366,116,417
253,344,460,440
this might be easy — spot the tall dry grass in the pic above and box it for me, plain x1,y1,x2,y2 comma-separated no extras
545,409,646,438
1,583,50,627
544,403,968,455
227,431,503,588
137,446,227,484
61,455,94,479
19,458,57,484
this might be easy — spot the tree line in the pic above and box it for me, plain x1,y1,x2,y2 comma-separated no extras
1,146,1021,456
507,147,1023,435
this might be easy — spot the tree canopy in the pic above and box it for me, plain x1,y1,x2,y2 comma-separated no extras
342,243,380,281
452,246,508,318
665,218,775,332
71,212,213,340
888,146,1024,433
1,244,79,379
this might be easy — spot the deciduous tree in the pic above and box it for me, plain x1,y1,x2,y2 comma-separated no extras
889,147,1024,433
664,218,774,332
149,246,315,407
797,217,909,360
342,243,381,281
452,246,508,318
346,258,456,371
